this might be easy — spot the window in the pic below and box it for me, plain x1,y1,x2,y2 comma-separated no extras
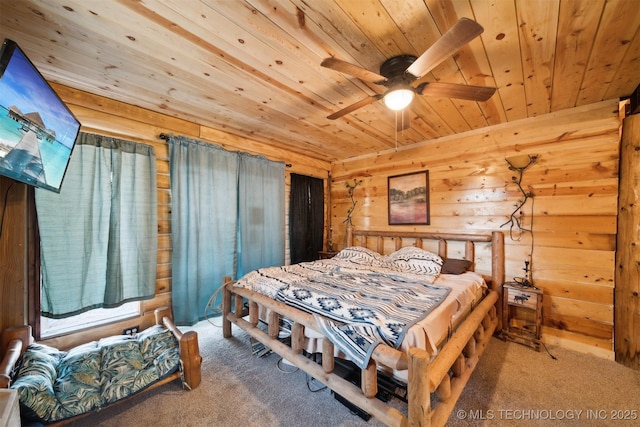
40,302,140,338
35,133,157,333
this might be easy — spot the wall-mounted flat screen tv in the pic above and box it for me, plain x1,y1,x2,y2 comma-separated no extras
0,38,80,193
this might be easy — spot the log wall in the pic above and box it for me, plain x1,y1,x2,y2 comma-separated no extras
615,112,640,369
0,84,330,350
330,100,621,358
0,177,30,330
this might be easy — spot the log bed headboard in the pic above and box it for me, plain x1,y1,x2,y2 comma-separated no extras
346,228,505,292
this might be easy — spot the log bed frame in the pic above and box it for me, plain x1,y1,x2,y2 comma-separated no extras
222,229,504,427
0,306,202,426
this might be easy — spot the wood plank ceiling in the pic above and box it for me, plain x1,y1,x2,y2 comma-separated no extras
0,0,639,162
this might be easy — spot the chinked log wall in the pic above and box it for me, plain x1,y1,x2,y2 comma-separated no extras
0,83,330,350
330,99,622,359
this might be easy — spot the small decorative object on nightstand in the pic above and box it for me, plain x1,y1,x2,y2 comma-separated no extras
502,282,543,351
318,251,338,260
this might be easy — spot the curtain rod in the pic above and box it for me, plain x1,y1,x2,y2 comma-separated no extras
157,133,291,167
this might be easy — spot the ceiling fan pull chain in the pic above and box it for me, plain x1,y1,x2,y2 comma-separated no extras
395,111,398,151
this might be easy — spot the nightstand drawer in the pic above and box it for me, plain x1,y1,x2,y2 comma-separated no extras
506,288,537,310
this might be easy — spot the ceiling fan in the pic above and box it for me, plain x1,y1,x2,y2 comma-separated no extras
321,18,496,125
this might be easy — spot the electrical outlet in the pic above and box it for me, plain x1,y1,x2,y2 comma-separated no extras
123,326,139,336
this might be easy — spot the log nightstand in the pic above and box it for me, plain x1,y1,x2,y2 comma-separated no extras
502,282,543,351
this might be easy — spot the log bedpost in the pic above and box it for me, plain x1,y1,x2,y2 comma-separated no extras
408,347,431,425
465,240,474,263
361,359,378,398
438,239,447,258
291,323,305,353
491,231,505,331
322,339,335,373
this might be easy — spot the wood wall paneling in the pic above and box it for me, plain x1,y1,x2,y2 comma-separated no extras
330,99,621,358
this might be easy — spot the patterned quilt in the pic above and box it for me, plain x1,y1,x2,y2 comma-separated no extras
235,246,450,368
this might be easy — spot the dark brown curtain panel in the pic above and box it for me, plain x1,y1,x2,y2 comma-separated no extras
289,173,324,264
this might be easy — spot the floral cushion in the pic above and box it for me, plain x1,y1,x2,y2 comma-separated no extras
11,326,180,423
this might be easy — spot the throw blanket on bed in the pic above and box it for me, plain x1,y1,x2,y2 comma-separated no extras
238,263,450,369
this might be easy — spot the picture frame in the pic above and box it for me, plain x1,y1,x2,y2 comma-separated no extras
388,171,430,225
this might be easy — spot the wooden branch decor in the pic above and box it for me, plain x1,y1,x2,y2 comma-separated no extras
343,178,362,227
500,154,538,240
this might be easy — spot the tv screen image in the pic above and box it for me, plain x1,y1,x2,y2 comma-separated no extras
0,38,80,192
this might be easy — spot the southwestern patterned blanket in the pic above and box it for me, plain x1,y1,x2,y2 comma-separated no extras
234,246,451,368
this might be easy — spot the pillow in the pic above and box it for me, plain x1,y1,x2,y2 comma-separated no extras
333,246,387,267
11,343,69,422
99,337,144,404
442,258,473,275
55,343,102,415
137,326,180,380
386,246,443,278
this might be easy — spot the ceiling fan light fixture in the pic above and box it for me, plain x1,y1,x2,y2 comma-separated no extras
383,88,414,111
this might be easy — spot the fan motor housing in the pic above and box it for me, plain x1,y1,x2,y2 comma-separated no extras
380,55,417,84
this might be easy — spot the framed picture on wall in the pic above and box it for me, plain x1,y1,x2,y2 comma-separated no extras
388,171,430,225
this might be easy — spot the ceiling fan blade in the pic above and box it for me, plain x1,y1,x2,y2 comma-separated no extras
327,95,382,119
419,82,496,101
406,18,484,78
321,57,387,84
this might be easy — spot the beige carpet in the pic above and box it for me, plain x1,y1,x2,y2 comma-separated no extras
61,319,640,427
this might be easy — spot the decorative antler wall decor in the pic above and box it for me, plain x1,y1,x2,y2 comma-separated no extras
343,179,363,227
